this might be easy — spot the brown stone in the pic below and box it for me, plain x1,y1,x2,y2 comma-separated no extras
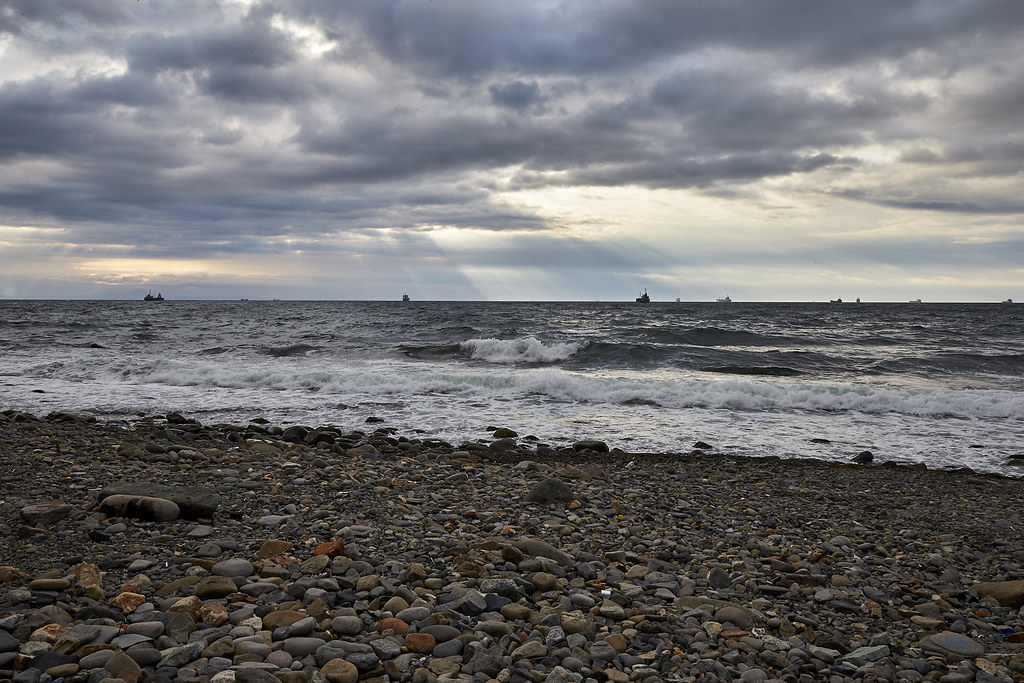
28,577,71,591
0,566,26,583
168,595,203,621
200,603,230,626
257,539,294,559
314,540,345,557
973,580,1024,608
73,563,104,599
261,609,308,628
195,575,237,599
405,632,436,653
46,663,79,678
30,623,68,643
603,633,629,653
720,629,749,640
379,617,410,635
405,562,427,583
321,658,359,683
112,592,146,613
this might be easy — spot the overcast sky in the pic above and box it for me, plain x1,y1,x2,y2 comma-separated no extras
1,0,1022,301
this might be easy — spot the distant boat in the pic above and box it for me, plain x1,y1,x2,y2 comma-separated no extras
909,298,922,303
856,297,861,303
675,297,681,303
143,290,164,302
1002,298,1014,304
830,298,843,304
402,293,410,302
716,295,732,303
636,289,650,303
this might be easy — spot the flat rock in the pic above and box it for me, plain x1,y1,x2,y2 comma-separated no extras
20,502,74,526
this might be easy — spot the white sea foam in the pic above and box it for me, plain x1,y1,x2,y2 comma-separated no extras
459,337,582,363
46,353,1023,422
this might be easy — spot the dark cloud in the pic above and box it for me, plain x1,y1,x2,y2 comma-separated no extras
0,0,1022,294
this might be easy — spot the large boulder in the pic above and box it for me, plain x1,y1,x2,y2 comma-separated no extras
97,482,220,518
972,580,1024,608
99,495,180,522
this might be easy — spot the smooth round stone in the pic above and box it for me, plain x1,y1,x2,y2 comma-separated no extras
196,575,238,598
282,637,326,657
921,632,985,658
715,606,754,630
27,578,71,591
212,558,254,577
287,616,317,636
321,658,358,683
331,615,364,635
261,610,306,629
404,633,436,654
237,641,272,657
382,596,410,614
395,606,431,623
420,624,461,642
79,650,117,669
265,649,293,669
569,593,596,609
477,620,513,637
740,668,770,682
126,621,165,638
378,617,409,635
432,639,463,658
46,662,79,678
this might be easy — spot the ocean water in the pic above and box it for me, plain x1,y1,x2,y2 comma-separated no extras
1,299,1022,474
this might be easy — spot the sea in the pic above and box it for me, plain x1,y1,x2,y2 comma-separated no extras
1,299,1022,475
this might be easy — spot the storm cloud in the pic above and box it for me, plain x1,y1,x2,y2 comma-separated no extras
1,0,1022,300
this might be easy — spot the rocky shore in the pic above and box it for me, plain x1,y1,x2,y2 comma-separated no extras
3,410,1024,683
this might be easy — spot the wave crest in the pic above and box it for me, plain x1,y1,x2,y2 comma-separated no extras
460,337,583,364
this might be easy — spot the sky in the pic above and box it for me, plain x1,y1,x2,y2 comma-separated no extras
1,1,1022,302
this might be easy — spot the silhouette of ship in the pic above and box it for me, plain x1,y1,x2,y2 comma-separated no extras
144,290,164,302
635,289,650,303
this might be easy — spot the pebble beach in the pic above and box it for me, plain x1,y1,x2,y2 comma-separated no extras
4,410,1024,683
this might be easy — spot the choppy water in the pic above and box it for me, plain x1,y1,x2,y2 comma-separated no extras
1,299,1022,473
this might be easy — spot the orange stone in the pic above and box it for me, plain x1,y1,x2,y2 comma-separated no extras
379,617,409,635
30,623,68,643
404,632,436,653
314,540,345,557
112,592,146,613
0,566,26,583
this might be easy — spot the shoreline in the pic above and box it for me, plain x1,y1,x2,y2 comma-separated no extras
3,409,1024,682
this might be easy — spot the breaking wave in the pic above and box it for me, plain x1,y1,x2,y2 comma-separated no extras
459,337,583,364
